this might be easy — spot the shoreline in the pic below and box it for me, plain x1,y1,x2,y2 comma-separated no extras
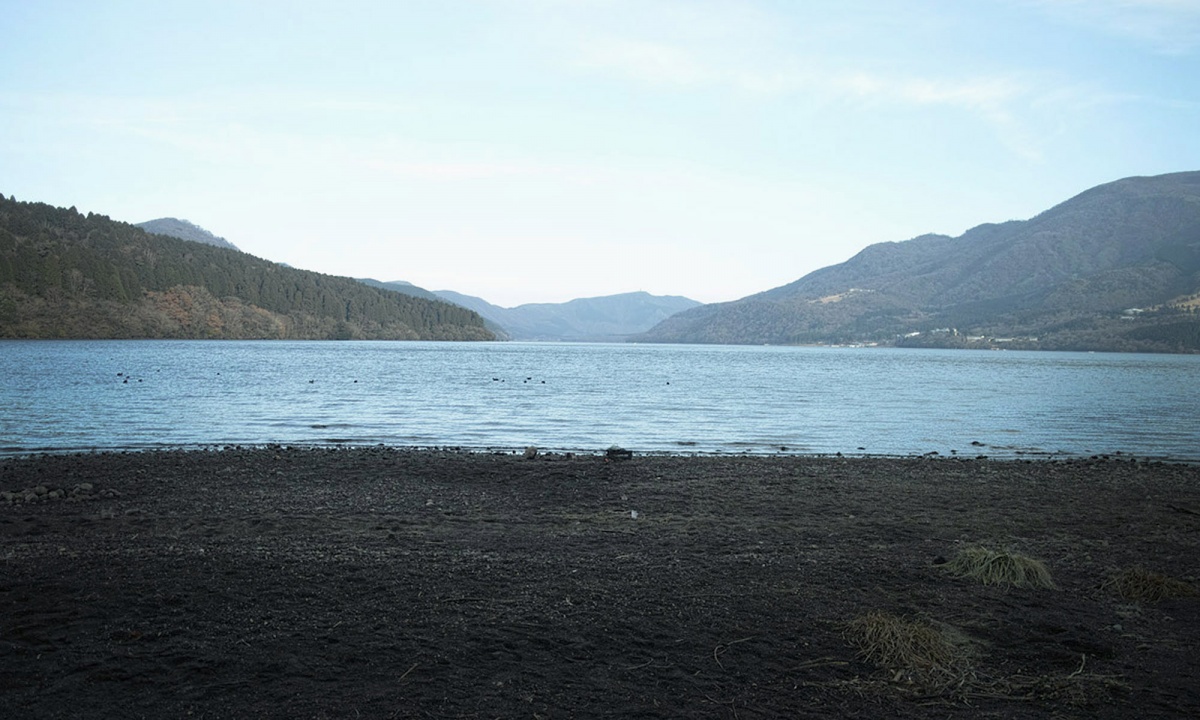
4,441,1198,465
3,448,1198,718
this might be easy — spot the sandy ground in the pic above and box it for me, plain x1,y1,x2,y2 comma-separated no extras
2,448,1198,719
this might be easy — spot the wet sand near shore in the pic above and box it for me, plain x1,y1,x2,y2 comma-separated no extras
2,448,1198,719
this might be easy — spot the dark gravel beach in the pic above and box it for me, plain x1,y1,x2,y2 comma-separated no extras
2,448,1198,719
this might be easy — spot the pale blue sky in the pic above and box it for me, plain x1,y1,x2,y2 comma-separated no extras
2,0,1198,306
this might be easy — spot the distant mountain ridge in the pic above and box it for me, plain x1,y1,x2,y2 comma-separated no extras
358,280,512,339
358,279,700,341
357,278,439,301
136,218,239,251
640,171,1200,352
0,195,493,341
433,289,701,341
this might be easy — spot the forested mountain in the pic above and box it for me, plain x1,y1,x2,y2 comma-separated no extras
432,289,702,341
0,195,494,340
640,172,1200,352
136,218,239,251
357,278,440,302
359,279,512,340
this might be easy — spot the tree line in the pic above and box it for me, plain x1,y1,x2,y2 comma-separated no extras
0,194,494,340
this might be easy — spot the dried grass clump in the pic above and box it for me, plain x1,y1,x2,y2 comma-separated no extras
974,655,1128,706
1103,567,1198,603
943,546,1056,589
844,611,973,691
839,613,1128,704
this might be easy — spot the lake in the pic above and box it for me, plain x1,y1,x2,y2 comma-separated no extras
1,340,1198,460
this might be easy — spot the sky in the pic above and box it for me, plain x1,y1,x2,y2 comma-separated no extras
2,1,1199,307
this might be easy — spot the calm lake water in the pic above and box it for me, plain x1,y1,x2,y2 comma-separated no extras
1,340,1198,460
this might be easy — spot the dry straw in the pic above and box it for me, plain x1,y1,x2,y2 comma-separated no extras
844,611,973,691
942,546,1056,589
1103,567,1198,603
838,611,1127,703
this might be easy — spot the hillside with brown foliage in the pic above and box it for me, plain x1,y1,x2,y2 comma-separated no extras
642,172,1200,352
0,195,493,340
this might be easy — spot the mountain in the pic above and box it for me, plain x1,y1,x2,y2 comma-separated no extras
432,290,702,341
136,218,239,251
639,171,1200,352
359,280,512,340
357,278,442,302
0,195,494,341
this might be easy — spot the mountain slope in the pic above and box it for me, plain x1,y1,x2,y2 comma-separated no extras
433,290,701,341
136,218,239,251
357,278,443,302
640,172,1200,352
0,195,494,341
359,281,512,340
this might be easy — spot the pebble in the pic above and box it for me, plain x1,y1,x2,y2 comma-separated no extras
1,481,115,505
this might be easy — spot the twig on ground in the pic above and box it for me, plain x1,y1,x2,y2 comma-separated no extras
713,636,755,670
702,694,739,719
795,657,849,670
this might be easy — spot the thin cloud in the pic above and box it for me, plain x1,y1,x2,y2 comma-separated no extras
831,71,1041,161
578,38,713,85
577,35,1024,106
1027,0,1200,54
574,35,1036,155
362,159,569,181
831,71,1023,110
